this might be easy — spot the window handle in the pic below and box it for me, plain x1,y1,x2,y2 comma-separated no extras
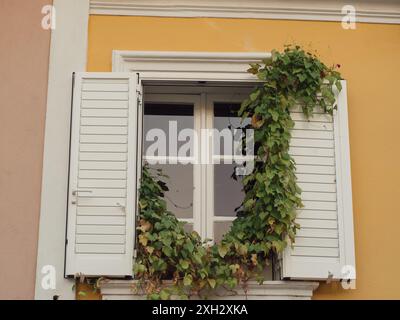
71,190,93,205
72,190,92,196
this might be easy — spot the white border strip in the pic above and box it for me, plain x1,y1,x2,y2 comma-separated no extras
90,1,400,24
35,0,90,300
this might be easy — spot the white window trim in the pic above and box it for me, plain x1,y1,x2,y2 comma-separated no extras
99,279,319,300
112,50,270,81
35,0,90,300
90,0,400,24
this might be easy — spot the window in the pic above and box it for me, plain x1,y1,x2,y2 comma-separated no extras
143,88,252,242
65,71,354,281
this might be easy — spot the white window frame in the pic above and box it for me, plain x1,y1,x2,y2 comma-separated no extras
143,90,251,242
143,93,202,236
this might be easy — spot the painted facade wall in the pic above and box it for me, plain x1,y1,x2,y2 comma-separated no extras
87,15,400,299
0,0,52,299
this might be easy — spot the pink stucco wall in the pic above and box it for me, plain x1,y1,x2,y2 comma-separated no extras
0,0,52,299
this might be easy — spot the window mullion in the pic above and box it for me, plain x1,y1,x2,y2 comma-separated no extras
193,96,204,239
204,93,215,241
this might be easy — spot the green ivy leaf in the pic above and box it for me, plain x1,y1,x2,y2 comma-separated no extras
149,293,160,300
335,80,342,92
184,240,194,253
226,277,238,288
269,109,279,121
179,259,190,270
162,246,172,257
160,289,170,300
250,89,261,101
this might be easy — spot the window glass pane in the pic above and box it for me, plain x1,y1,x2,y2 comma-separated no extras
214,164,244,217
213,103,250,157
148,164,193,219
214,221,233,243
214,103,243,131
144,103,194,157
183,223,193,234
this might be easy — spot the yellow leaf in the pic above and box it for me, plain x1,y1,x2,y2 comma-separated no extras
238,244,248,256
146,246,154,254
218,244,229,258
138,234,148,246
207,279,216,289
139,219,152,232
251,254,258,266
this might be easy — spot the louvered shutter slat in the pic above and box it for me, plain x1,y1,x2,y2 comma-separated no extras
283,81,356,280
65,73,141,277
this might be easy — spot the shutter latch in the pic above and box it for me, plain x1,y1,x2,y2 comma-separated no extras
326,271,334,283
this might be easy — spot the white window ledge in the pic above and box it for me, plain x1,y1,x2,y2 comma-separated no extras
99,280,319,300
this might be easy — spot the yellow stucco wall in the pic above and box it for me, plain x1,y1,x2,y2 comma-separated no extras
87,15,400,299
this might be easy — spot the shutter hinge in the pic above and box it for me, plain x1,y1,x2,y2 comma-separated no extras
136,72,142,105
65,238,68,245
326,271,334,283
136,90,142,106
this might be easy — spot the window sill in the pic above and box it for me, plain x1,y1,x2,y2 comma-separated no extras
99,280,319,300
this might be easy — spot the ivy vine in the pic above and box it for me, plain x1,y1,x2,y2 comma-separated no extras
130,46,342,300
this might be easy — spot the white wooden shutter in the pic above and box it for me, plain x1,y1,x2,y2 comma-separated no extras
282,81,356,280
65,72,142,277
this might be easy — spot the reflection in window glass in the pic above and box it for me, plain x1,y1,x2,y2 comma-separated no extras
148,164,193,219
213,103,250,157
214,102,244,131
214,164,244,217
144,103,194,157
